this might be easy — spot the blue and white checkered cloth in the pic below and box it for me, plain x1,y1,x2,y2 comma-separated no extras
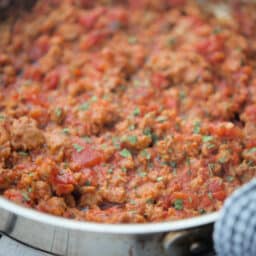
214,179,256,256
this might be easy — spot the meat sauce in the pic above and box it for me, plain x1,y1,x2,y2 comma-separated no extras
0,0,256,223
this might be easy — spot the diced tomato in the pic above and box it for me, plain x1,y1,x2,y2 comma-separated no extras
72,143,102,170
23,66,43,81
79,8,106,30
200,196,212,208
44,70,59,90
80,31,109,50
79,168,98,186
196,35,225,63
24,90,49,108
212,191,226,201
51,169,76,195
29,35,50,61
152,73,169,89
208,177,224,193
167,0,186,7
108,8,129,27
4,189,25,204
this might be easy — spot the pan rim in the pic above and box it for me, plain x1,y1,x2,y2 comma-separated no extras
0,197,219,234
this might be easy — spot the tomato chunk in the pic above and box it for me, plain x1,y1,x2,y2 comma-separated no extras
72,143,102,170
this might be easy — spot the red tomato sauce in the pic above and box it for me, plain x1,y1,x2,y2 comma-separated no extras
0,0,256,223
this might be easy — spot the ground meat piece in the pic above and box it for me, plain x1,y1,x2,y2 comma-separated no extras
10,117,45,150
37,197,67,216
33,181,52,200
0,123,11,161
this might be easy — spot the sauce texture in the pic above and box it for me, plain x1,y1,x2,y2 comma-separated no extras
0,0,256,223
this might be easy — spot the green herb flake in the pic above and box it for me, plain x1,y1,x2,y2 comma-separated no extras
202,136,213,143
90,96,98,102
208,192,213,199
128,36,137,44
140,149,151,160
213,27,222,34
208,163,215,176
129,124,136,131
157,176,163,182
55,107,62,117
28,187,33,193
179,91,186,101
127,135,137,145
133,107,141,116
146,198,154,204
169,161,177,168
63,128,70,135
173,199,183,210
207,143,216,149
130,200,136,205
249,147,256,153
85,180,91,186
122,167,127,173
218,156,228,164
167,37,176,47
143,127,152,136
0,115,5,120
22,191,30,202
156,116,168,123
18,151,28,157
138,171,147,177
199,208,206,215
120,149,132,158
79,102,90,111
193,121,201,134
107,168,113,174
226,176,234,182
83,136,92,143
73,144,84,153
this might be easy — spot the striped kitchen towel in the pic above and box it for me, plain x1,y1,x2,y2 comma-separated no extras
214,179,256,256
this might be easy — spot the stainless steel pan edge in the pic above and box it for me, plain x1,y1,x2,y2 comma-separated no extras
0,197,219,256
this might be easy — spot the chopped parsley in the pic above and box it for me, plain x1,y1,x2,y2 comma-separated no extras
140,149,151,160
146,198,154,204
156,176,163,182
63,128,70,135
133,107,141,116
169,161,177,168
128,36,137,44
167,37,176,47
138,171,147,177
21,191,30,202
208,163,215,176
249,147,256,153
193,121,201,134
55,107,62,117
173,199,183,210
202,135,213,143
79,102,90,111
127,135,138,145
198,208,206,215
156,116,168,123
122,167,127,173
107,169,113,174
0,115,5,120
226,176,234,182
73,144,84,153
18,151,29,157
83,136,92,143
143,127,152,136
85,181,91,186
213,27,222,34
129,124,136,131
120,149,132,158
